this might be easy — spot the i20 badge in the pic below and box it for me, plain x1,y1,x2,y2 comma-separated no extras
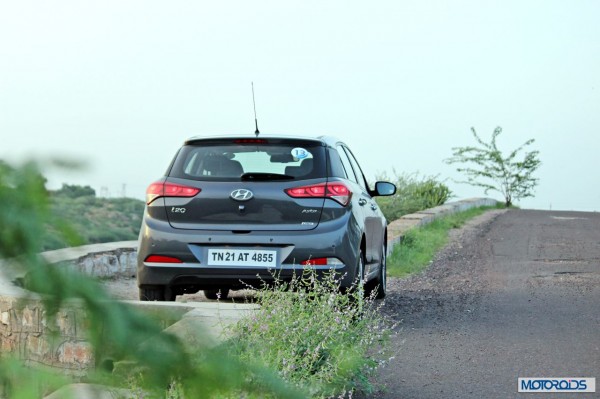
230,189,254,201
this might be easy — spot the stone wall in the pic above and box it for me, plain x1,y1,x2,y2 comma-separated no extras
67,248,137,278
41,241,138,279
0,295,93,374
0,241,138,372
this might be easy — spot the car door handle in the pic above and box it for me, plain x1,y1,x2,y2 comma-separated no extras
358,198,368,206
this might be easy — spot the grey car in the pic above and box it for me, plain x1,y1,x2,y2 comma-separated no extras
137,135,396,301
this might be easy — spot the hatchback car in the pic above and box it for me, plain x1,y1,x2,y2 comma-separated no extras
137,135,396,301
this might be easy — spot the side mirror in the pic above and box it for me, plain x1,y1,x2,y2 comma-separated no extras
374,181,396,196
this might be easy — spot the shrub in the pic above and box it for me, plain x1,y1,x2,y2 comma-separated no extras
54,183,96,198
375,172,452,221
228,270,392,398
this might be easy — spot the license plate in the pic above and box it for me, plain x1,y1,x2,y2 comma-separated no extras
207,249,277,267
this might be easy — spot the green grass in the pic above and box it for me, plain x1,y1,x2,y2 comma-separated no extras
387,206,499,277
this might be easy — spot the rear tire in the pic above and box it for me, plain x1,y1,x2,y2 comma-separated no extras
356,250,365,285
366,243,387,299
346,249,365,297
139,286,165,301
203,288,230,300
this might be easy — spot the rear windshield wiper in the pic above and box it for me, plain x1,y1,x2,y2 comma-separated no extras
241,173,294,181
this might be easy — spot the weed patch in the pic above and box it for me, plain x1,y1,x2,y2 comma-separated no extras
227,271,392,398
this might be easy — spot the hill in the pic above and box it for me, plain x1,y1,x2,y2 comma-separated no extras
44,184,145,251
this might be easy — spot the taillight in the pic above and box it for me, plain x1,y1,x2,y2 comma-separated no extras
285,182,352,206
301,258,328,266
301,257,345,267
146,181,200,204
144,255,183,263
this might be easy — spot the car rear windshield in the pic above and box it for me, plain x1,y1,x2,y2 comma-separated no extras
168,139,327,181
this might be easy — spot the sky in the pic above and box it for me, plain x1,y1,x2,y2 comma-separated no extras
1,1,599,211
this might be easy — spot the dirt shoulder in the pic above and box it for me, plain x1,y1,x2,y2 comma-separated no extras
381,209,507,323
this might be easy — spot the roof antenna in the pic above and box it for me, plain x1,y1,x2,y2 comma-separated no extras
252,82,260,137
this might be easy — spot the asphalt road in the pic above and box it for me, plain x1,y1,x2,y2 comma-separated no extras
369,209,600,399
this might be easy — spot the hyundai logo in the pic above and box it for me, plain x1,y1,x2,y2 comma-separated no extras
230,189,254,201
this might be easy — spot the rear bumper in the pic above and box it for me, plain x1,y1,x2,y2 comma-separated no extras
139,267,347,291
137,213,361,290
